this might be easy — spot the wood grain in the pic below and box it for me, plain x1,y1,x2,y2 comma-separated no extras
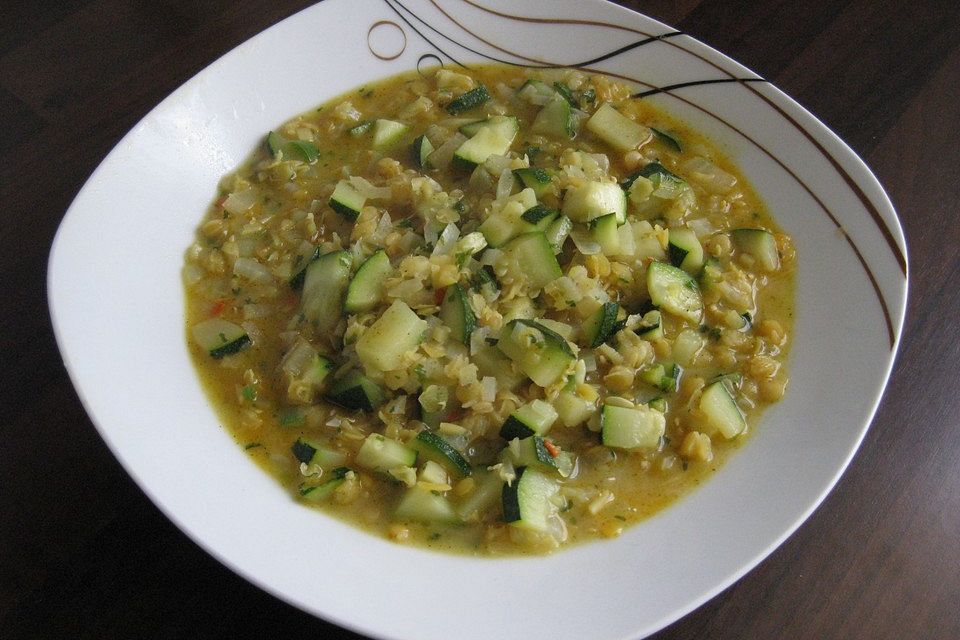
1,1,957,638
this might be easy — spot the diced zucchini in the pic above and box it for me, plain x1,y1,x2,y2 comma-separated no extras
583,301,620,348
472,342,524,391
646,261,703,323
513,167,553,199
498,319,575,387
500,399,559,440
532,96,575,139
601,403,665,450
699,380,746,439
699,256,724,293
590,212,621,255
520,204,558,229
445,85,490,115
356,433,417,471
288,353,334,401
508,436,559,471
326,370,386,412
635,309,663,340
711,372,744,394
192,318,250,359
413,431,472,477
301,250,352,337
456,470,503,521
395,486,459,524
639,362,681,392
516,79,556,104
292,438,347,468
502,232,562,291
458,119,487,137
355,300,428,372
329,179,366,221
372,119,409,148
648,397,667,413
477,189,548,247
731,228,780,272
299,467,351,502
410,134,434,169
586,103,651,151
668,227,704,274
472,264,500,300
554,386,597,427
453,116,519,169
545,215,573,254
289,247,321,290
562,180,627,224
344,249,393,313
502,467,560,532
440,283,476,344
651,127,682,152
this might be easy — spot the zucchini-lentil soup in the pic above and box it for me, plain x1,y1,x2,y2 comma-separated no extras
183,65,794,554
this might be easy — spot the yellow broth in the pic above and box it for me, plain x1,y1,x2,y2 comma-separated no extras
184,65,794,555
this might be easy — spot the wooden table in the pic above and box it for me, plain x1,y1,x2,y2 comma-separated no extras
2,1,957,638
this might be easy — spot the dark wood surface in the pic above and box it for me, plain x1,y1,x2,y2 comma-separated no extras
2,1,957,638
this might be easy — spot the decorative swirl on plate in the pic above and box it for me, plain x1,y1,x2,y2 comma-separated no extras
367,20,407,60
372,0,902,347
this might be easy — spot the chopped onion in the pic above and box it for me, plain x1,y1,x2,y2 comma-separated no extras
182,264,204,286
682,156,737,194
233,257,274,284
241,321,264,348
496,168,515,201
222,188,257,215
570,226,601,255
687,217,716,237
243,303,272,320
281,339,316,376
470,327,491,355
432,223,461,256
484,154,512,176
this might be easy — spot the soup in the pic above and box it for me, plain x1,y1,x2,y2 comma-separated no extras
183,65,793,554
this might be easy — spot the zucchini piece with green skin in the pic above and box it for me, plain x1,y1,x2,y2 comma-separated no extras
590,212,621,255
498,319,575,387
192,318,251,359
668,227,705,274
301,250,352,337
651,127,682,152
731,228,780,272
648,397,667,413
711,372,744,394
372,119,409,149
520,204,558,229
456,470,503,521
267,131,320,163
562,180,627,224
499,399,559,440
646,261,703,323
290,353,335,399
326,370,386,412
508,436,559,471
553,385,597,427
472,343,524,391
395,486,459,524
329,180,366,221
289,247,321,290
635,309,663,340
700,380,746,439
699,257,724,293
457,119,487,137
356,433,417,471
410,134,434,169
513,167,553,199
472,265,500,300
292,438,347,468
544,215,573,254
445,85,490,114
532,96,575,139
298,467,351,502
439,283,476,344
586,103,651,151
344,249,392,313
601,403,665,450
583,301,620,348
502,232,562,291
355,300,428,372
453,116,519,169
413,431,472,477
502,467,561,532
639,362,681,392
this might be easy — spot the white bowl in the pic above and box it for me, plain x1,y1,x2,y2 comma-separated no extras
48,1,908,639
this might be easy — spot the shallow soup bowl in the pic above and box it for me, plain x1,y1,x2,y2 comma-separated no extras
48,1,908,639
